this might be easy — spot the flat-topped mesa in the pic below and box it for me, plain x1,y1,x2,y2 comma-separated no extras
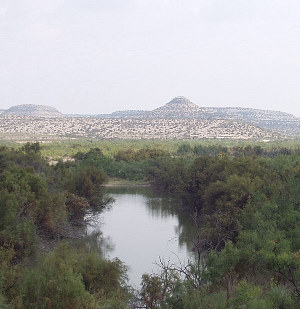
2,104,63,118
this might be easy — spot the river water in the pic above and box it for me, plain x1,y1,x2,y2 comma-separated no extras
86,186,195,288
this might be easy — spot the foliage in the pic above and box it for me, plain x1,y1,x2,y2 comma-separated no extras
0,144,130,308
65,165,107,206
18,243,129,309
1,141,300,307
139,152,300,308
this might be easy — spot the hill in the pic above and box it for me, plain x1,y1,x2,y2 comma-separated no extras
98,110,149,118
2,104,63,118
201,106,300,136
149,96,204,118
0,116,277,140
0,97,299,140
95,96,300,136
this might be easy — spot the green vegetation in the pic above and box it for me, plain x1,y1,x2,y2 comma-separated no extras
0,143,130,308
1,140,300,308
140,149,300,308
25,138,300,159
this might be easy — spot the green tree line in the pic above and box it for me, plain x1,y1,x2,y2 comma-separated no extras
0,143,130,308
141,153,300,308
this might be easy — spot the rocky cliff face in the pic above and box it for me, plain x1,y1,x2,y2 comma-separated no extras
2,104,63,118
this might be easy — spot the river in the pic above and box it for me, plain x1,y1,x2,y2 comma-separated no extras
86,186,196,288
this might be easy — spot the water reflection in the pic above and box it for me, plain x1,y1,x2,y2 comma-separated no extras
105,186,196,252
82,230,115,254
86,186,196,287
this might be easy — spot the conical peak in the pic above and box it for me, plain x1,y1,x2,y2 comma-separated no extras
168,96,192,105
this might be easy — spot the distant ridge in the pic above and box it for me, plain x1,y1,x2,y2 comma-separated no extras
95,96,297,122
1,97,299,138
2,104,63,118
94,96,300,135
98,110,149,119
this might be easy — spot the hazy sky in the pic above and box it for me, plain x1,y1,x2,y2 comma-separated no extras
1,0,300,116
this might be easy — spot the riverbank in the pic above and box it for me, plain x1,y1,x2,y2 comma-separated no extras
105,178,150,187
